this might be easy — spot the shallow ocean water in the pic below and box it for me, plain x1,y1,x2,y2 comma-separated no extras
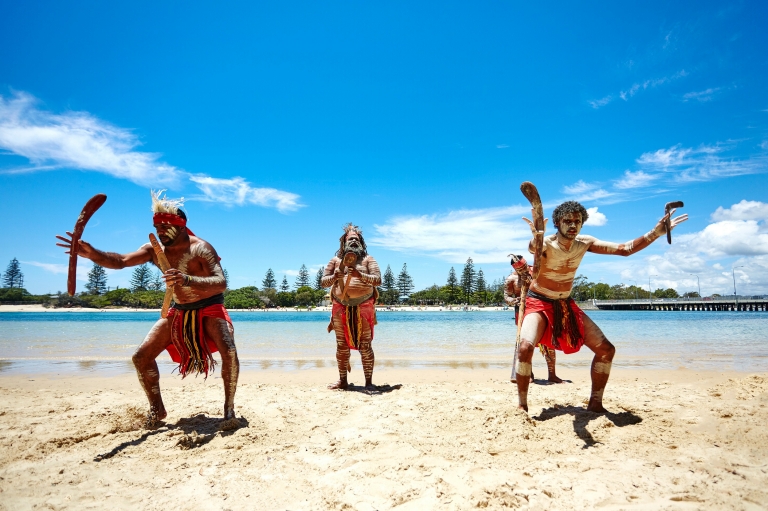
0,310,766,375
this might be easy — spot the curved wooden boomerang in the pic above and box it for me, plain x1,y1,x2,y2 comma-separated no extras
665,201,684,244
67,194,107,296
512,181,545,382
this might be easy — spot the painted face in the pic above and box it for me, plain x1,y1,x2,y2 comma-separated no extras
345,231,361,248
556,212,583,240
154,223,183,246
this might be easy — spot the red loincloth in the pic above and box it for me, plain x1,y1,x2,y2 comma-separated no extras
166,303,232,378
330,296,376,350
523,294,585,354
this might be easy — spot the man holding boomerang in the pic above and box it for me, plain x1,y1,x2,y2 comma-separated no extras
56,191,239,426
322,224,381,392
515,198,687,413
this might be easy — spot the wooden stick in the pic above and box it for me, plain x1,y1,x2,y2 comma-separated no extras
67,194,107,296
148,233,174,319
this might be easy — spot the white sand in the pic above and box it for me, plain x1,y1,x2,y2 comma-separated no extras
1,367,766,510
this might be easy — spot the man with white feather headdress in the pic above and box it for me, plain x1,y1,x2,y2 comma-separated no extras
56,191,240,427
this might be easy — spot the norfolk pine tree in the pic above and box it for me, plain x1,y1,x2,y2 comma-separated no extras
262,268,277,290
2,258,24,289
295,264,310,288
460,257,476,302
397,263,415,299
85,263,108,295
130,264,152,292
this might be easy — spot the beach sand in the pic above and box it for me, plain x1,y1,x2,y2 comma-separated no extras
1,367,766,510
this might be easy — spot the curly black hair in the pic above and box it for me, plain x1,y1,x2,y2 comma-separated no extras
552,201,589,225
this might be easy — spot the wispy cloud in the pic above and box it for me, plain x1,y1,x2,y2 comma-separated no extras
496,144,509,149
613,170,659,189
0,91,301,212
189,176,302,212
588,70,688,109
0,92,182,185
682,87,723,102
371,206,531,264
636,144,766,182
21,260,91,281
561,180,613,202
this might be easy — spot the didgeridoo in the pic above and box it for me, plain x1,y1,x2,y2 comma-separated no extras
339,251,359,303
67,194,107,296
148,233,174,319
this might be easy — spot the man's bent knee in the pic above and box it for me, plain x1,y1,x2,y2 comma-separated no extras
596,340,616,360
517,340,535,361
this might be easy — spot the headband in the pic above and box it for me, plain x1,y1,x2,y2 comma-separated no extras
152,213,195,236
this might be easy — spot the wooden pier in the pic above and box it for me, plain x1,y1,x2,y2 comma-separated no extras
594,297,768,311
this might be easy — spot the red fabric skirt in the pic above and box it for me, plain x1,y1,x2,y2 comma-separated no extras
331,296,376,350
523,295,585,354
166,304,232,377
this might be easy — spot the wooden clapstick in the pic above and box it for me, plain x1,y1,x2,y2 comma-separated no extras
66,194,107,296
148,233,174,319
339,251,359,303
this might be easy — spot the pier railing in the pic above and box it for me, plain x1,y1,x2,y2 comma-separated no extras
593,297,768,311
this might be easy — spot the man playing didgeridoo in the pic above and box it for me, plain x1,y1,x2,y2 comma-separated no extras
515,201,687,412
56,191,239,426
322,224,381,392
504,256,561,384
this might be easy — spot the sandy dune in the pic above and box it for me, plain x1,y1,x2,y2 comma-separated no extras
0,367,766,510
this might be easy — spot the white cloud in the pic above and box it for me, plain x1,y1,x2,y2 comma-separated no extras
22,260,91,281
588,96,613,109
613,170,660,189
675,220,768,257
636,144,766,183
584,207,607,226
562,180,613,202
0,91,302,213
588,70,687,109
371,206,532,264
496,144,509,149
282,269,299,276
711,200,768,222
682,87,723,102
189,176,302,212
0,91,181,185
586,201,768,295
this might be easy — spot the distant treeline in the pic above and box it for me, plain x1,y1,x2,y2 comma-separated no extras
1,256,703,309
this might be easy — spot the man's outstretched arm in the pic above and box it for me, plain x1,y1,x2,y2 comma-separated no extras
588,208,688,257
56,233,153,269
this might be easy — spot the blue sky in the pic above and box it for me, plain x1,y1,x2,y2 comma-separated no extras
1,1,767,297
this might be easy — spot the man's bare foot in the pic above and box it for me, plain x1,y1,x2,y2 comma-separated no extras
327,379,348,390
517,404,529,412
143,409,167,429
548,374,563,383
224,408,236,420
586,401,608,413
364,384,378,395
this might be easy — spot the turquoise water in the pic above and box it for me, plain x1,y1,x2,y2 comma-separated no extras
1,310,767,375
